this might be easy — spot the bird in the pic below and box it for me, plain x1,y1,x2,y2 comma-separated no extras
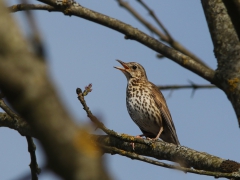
114,60,180,145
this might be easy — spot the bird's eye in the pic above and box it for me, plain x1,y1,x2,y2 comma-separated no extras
132,65,137,70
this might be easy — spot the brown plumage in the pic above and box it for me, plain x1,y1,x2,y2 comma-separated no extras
114,60,180,145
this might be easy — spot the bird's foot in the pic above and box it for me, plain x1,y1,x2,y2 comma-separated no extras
146,137,161,145
130,135,144,151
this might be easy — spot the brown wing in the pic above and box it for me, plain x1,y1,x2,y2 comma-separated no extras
149,82,180,145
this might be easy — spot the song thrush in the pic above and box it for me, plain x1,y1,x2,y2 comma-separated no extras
114,60,180,145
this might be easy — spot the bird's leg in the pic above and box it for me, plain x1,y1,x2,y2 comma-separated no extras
154,126,163,140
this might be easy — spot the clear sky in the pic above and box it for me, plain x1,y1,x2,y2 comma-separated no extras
2,1,240,180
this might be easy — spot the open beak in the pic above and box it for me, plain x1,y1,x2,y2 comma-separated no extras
114,60,129,72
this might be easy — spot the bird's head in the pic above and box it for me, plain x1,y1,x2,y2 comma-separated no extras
114,60,148,81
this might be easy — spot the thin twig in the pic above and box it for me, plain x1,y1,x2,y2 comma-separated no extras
0,112,34,137
158,84,216,90
9,3,56,12
137,0,174,43
0,99,18,119
117,0,165,40
158,83,216,98
26,136,41,180
117,0,209,68
20,0,46,59
0,99,40,179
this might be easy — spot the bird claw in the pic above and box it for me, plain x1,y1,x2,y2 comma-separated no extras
130,135,143,150
145,137,160,145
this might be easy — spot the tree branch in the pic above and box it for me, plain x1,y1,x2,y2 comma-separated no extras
75,84,240,178
26,136,41,180
1,113,240,179
9,2,215,83
158,84,216,91
202,0,240,127
76,87,153,146
137,0,174,42
96,136,240,178
9,3,56,12
0,99,34,136
0,1,110,179
0,99,40,179
0,112,34,136
19,0,47,59
117,0,209,69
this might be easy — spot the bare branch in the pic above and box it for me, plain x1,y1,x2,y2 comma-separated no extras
77,84,240,177
158,84,216,91
0,99,18,119
202,0,240,126
76,87,150,146
0,1,110,179
117,0,209,69
137,0,174,41
0,99,40,179
97,135,240,176
100,144,240,179
1,113,240,179
9,3,56,12
9,2,215,83
20,0,46,59
26,136,41,180
0,112,34,136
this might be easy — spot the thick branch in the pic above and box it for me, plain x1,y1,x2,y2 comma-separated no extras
9,2,215,83
202,0,240,126
98,136,240,178
75,85,240,178
1,114,240,179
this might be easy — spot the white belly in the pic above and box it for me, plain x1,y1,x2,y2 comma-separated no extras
126,90,161,135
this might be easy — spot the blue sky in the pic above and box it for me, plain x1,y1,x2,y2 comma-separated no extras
1,1,239,180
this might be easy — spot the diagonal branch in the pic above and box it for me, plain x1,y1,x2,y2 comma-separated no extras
137,0,173,40
117,0,209,69
9,2,215,83
76,87,153,146
0,112,34,136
